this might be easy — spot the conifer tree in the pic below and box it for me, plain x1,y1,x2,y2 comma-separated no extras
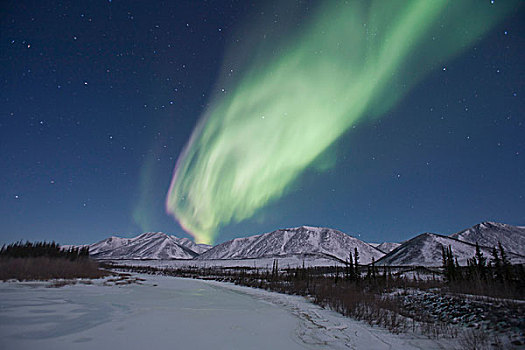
348,252,355,281
498,242,512,282
353,247,359,280
472,242,487,280
491,246,501,281
441,245,458,282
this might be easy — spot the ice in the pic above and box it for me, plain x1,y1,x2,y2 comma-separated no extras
0,276,304,350
0,274,451,349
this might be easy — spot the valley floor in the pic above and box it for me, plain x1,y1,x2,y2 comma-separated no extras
0,273,452,350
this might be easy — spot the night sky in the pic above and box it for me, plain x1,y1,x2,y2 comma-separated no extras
1,1,524,246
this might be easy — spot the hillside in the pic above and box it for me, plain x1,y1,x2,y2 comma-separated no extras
376,232,525,266
450,221,525,255
376,242,401,254
90,232,197,260
170,236,212,254
197,226,384,264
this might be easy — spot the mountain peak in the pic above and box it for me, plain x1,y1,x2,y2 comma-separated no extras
197,226,383,263
450,222,525,255
294,225,323,231
134,232,168,240
377,231,525,267
89,232,198,260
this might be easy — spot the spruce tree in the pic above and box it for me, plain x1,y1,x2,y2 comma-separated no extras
349,252,355,281
498,242,512,282
473,242,486,280
491,246,501,281
354,247,359,280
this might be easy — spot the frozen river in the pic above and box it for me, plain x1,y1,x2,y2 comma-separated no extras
0,274,449,349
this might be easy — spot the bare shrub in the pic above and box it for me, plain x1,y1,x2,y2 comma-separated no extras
458,329,491,350
48,279,78,288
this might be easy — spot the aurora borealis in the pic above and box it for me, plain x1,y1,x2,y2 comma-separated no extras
166,0,517,244
1,1,523,247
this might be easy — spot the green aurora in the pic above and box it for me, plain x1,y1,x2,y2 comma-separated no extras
166,0,517,244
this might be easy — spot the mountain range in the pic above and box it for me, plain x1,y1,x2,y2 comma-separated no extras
376,231,525,266
450,221,525,255
88,232,201,260
80,221,525,266
196,226,384,264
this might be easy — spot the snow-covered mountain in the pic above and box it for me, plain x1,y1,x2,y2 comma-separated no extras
89,232,198,260
450,222,525,255
89,236,129,255
170,236,212,254
197,226,384,264
376,242,401,254
78,221,525,266
376,232,525,267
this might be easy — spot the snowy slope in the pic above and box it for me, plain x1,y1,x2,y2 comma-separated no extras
90,232,198,260
450,221,525,255
170,236,212,254
89,236,131,255
376,232,525,267
376,242,401,254
197,226,384,264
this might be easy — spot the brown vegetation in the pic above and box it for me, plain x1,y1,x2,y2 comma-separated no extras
0,257,109,281
0,241,108,281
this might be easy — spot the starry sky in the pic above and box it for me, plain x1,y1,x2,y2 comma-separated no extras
1,1,524,246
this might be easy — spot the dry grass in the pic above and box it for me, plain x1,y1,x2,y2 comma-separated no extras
0,257,109,281
458,329,505,350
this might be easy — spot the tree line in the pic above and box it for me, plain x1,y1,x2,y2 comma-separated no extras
0,241,89,260
441,241,524,296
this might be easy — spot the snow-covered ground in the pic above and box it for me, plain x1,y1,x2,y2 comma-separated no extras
106,256,347,269
0,274,452,349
